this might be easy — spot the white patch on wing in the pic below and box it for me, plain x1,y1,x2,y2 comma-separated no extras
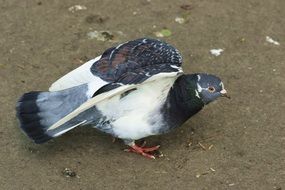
170,65,179,69
116,41,127,49
96,75,178,140
86,80,108,98
52,120,87,137
170,65,183,72
49,55,105,91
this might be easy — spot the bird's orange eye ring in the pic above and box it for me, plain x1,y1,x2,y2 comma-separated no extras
208,86,215,93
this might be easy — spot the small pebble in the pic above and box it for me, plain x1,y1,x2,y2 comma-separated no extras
175,17,185,24
62,168,77,178
240,38,245,42
266,36,280,46
210,49,224,56
68,5,87,13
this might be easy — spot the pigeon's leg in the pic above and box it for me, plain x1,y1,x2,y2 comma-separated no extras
124,140,160,159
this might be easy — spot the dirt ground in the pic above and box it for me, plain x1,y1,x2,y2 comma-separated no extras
0,0,284,189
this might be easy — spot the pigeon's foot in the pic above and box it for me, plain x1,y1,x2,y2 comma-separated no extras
125,142,160,159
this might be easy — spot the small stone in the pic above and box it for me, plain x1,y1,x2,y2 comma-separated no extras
266,36,280,46
240,38,245,42
62,168,77,178
68,5,87,13
175,17,185,24
210,49,224,56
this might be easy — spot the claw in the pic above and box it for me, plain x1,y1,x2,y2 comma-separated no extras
140,145,160,152
125,143,160,159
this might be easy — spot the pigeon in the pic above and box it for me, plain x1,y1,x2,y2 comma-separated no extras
16,38,229,159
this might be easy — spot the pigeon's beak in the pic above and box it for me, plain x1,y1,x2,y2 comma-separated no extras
220,89,231,99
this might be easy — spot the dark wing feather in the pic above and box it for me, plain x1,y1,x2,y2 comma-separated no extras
90,38,183,84
117,63,181,84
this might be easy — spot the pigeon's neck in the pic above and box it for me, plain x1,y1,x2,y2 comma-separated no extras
162,75,204,130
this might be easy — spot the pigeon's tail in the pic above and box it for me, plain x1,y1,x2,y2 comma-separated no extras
16,86,89,144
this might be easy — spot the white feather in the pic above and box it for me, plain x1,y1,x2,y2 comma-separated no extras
49,55,105,91
97,76,178,140
52,120,87,137
86,80,108,98
47,72,181,132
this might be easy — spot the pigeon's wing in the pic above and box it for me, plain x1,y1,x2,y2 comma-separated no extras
90,38,183,84
47,72,180,132
115,63,182,84
49,38,183,91
91,63,183,97
49,56,108,91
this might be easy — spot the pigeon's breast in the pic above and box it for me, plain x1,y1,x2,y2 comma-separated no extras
95,77,176,140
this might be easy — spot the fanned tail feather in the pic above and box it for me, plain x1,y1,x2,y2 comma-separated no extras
16,87,89,143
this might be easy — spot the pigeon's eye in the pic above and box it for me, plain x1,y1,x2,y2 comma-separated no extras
208,86,215,93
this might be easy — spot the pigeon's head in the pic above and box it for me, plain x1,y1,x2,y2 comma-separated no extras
195,73,230,104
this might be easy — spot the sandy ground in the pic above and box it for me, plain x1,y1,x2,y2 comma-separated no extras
0,0,285,189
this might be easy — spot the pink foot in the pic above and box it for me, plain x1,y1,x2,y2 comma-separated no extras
125,143,160,159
